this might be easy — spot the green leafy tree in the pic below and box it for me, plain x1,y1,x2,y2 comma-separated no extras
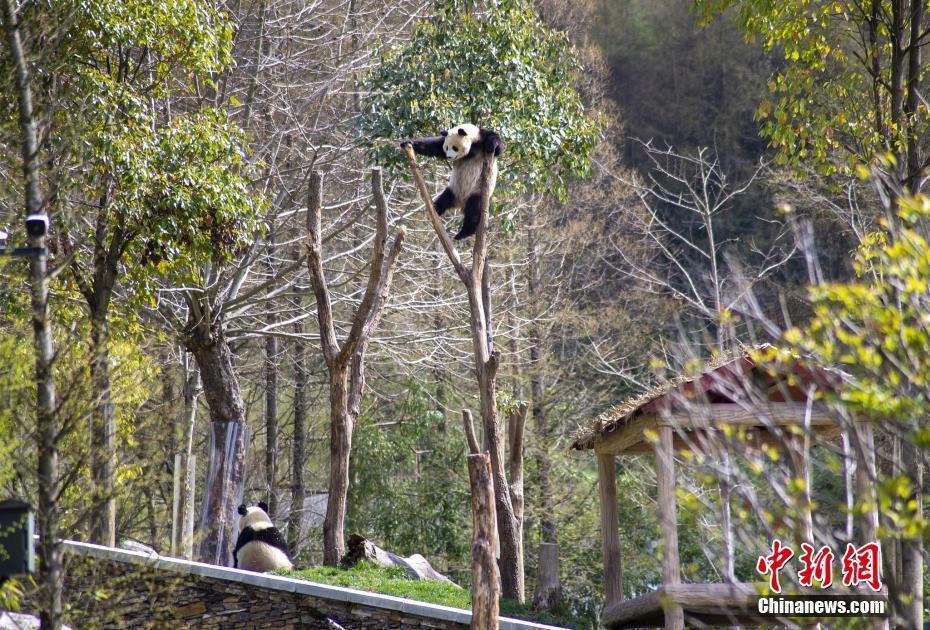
778,189,930,626
697,0,930,190
360,0,603,202
1,0,263,553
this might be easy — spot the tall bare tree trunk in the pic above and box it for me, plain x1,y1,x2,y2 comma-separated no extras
527,221,556,544
288,318,307,554
899,438,923,627
323,366,351,566
186,317,248,566
305,169,405,565
264,324,279,517
2,2,62,626
404,145,524,601
89,305,116,546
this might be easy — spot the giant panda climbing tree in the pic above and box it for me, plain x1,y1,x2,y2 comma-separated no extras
403,143,525,607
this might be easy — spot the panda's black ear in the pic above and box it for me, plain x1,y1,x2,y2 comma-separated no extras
257,501,269,512
440,130,448,137
237,504,247,516
458,128,467,136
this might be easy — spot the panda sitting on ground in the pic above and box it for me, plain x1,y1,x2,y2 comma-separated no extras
233,502,293,572
402,123,503,240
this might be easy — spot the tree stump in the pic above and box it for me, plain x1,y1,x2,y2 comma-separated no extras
468,452,500,630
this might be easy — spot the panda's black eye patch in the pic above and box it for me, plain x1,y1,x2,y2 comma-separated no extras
452,146,459,151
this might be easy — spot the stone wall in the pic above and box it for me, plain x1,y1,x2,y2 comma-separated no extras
29,541,562,630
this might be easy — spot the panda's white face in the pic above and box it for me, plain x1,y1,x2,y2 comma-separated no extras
238,504,274,532
442,124,480,161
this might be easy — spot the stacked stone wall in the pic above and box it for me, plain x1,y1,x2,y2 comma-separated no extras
21,542,561,630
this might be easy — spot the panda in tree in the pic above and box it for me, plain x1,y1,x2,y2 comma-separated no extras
402,124,503,240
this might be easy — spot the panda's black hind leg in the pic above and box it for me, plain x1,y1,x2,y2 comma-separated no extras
454,194,483,240
433,188,456,216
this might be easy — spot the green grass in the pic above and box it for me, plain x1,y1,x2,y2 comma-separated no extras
277,562,586,628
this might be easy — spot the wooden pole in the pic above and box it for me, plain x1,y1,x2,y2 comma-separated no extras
597,453,623,607
655,426,684,629
854,420,879,545
182,454,196,559
468,452,499,630
854,420,888,630
171,453,182,556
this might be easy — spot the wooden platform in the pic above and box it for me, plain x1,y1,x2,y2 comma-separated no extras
602,583,765,628
602,583,889,628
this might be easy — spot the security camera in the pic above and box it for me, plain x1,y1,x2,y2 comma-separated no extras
25,214,48,239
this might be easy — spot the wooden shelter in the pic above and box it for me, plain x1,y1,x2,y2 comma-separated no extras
571,349,881,628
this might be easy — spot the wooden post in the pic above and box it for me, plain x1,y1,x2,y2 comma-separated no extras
182,454,196,559
468,452,499,630
854,420,879,544
171,453,182,556
655,426,684,629
597,453,623,607
854,420,888,630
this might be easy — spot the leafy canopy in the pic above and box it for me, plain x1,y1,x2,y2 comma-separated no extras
696,1,930,181
779,192,930,425
763,189,930,543
360,0,603,200
0,0,264,287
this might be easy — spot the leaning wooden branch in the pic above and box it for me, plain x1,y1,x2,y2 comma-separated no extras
403,139,522,602
305,171,339,368
304,167,406,566
403,144,469,283
342,168,391,360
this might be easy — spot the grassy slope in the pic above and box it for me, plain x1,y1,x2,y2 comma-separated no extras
277,562,584,629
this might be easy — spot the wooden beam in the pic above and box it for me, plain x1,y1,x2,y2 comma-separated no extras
597,453,623,607
663,401,836,429
594,413,657,455
593,403,838,456
601,582,886,628
655,426,684,629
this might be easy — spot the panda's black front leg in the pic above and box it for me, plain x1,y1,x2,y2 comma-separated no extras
433,187,456,217
455,194,483,240
401,135,447,159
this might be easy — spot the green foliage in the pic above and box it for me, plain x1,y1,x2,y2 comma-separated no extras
282,561,471,608
0,276,159,526
781,195,930,424
109,109,264,287
0,0,264,294
359,0,603,201
695,0,924,180
771,191,930,545
348,382,470,566
71,0,233,83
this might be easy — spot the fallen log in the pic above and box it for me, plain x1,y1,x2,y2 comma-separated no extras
341,534,459,586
